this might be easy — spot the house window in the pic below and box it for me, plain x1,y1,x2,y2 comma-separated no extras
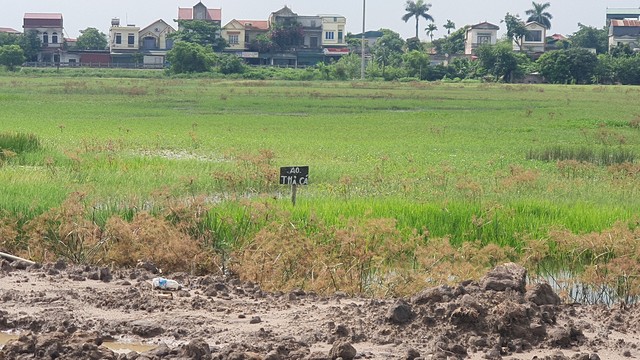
310,36,318,48
311,20,316,27
43,32,49,44
245,34,250,43
525,30,542,42
477,33,492,44
325,31,335,40
115,33,122,44
52,32,58,44
228,34,239,45
338,31,343,43
128,33,135,46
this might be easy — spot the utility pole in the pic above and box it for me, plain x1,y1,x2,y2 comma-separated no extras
361,0,366,80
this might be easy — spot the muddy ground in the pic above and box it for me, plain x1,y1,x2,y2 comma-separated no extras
1,259,639,360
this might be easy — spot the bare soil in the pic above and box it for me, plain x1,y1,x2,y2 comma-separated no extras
1,259,639,360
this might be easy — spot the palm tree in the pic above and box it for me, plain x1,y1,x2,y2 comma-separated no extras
443,20,455,35
402,0,435,39
525,1,552,29
425,23,438,42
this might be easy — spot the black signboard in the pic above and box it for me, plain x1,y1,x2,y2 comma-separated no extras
279,166,309,185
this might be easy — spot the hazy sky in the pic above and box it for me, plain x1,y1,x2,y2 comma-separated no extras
2,1,639,40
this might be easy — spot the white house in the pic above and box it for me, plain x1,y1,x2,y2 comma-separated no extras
23,13,64,62
464,22,499,55
514,21,546,54
109,18,140,53
319,15,347,48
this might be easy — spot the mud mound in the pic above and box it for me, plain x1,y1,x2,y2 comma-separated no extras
0,260,637,359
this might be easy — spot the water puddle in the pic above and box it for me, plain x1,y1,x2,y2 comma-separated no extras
0,333,19,349
102,341,157,353
0,333,155,353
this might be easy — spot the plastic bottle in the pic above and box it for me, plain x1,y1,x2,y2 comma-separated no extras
152,277,182,291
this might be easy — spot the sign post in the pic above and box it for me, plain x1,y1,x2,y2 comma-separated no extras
279,166,309,206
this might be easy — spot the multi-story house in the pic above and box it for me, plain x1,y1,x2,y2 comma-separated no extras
221,19,268,64
23,13,64,62
109,18,175,67
464,22,499,55
514,21,546,55
609,19,640,52
263,6,348,66
138,20,176,66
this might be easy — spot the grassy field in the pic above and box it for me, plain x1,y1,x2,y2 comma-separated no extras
1,73,640,298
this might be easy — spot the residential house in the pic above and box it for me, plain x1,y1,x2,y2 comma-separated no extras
221,19,268,64
546,33,567,51
109,18,139,64
609,19,640,52
138,19,176,66
514,21,546,55
319,15,349,59
23,13,64,62
108,18,176,67
177,2,221,28
263,6,348,66
464,22,499,55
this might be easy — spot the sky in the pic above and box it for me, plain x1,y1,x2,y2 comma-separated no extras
2,0,640,40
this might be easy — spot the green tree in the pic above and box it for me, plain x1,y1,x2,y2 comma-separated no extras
166,41,215,73
525,2,553,29
425,23,438,41
371,29,405,77
170,20,227,52
270,22,304,51
405,37,423,52
444,20,456,35
216,54,247,74
402,0,434,39
613,55,640,85
537,48,598,84
569,24,609,54
503,13,528,51
248,34,273,52
476,41,529,82
331,53,362,80
0,45,26,71
76,27,108,50
432,26,467,55
402,50,430,79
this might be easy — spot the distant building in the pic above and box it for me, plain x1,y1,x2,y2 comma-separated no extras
221,19,269,64
108,17,175,67
609,19,640,51
23,13,64,62
177,2,222,28
464,22,499,55
606,8,640,25
514,21,546,55
0,27,20,34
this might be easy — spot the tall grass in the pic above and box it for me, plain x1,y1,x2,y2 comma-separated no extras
527,145,635,165
0,132,41,153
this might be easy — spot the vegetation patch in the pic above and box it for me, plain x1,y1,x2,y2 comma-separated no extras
527,145,635,166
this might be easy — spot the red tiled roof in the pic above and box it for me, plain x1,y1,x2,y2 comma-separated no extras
611,19,640,27
24,13,62,20
550,33,566,40
237,20,269,30
177,7,221,22
0,27,20,34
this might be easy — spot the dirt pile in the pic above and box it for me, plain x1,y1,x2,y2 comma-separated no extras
1,259,638,359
